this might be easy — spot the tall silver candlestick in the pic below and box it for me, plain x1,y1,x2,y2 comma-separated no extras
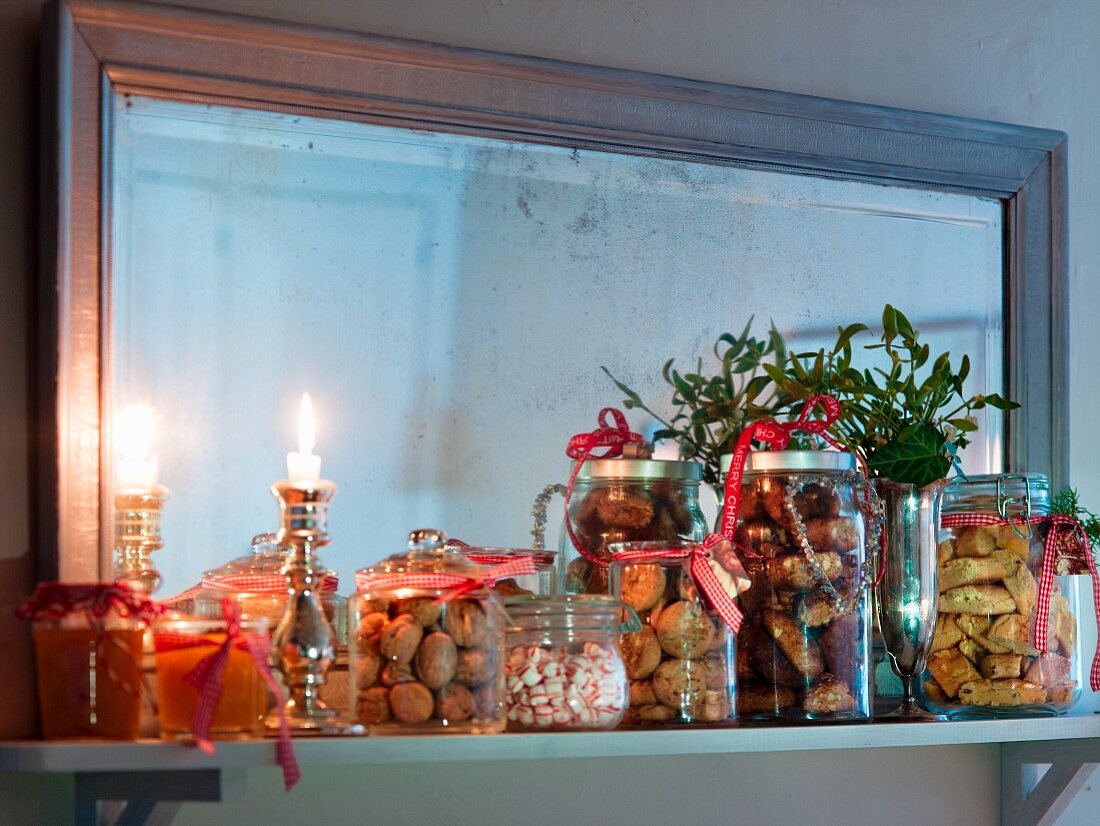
113,485,169,595
267,478,346,733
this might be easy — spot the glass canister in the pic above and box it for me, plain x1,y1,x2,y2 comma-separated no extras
17,583,158,740
502,595,636,730
561,458,707,595
726,450,874,722
610,541,739,725
921,474,1082,716
459,548,558,597
153,615,270,738
350,529,507,734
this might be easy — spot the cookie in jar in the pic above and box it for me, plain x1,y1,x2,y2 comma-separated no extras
725,450,874,722
561,456,708,596
351,529,507,734
610,540,744,725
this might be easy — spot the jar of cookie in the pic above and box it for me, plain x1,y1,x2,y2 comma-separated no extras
727,450,875,722
921,474,1083,717
350,529,508,734
502,595,637,730
561,458,707,596
610,541,740,726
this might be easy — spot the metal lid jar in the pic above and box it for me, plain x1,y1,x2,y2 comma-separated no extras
561,457,707,595
502,594,637,730
351,529,507,734
921,473,1082,717
723,450,874,722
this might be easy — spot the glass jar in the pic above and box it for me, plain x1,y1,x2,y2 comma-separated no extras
725,450,874,722
459,548,557,597
609,541,738,725
561,459,707,595
920,474,1082,717
350,529,507,734
502,595,637,730
153,615,270,738
31,616,145,739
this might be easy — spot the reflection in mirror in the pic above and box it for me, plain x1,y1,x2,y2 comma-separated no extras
109,94,1003,595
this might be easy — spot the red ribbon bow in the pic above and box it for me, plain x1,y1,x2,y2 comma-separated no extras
613,535,747,633
941,512,1100,691
16,582,165,624
171,599,300,790
354,556,539,601
719,395,845,539
563,408,646,564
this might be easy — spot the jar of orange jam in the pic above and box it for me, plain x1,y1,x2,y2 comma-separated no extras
17,582,159,740
153,616,270,738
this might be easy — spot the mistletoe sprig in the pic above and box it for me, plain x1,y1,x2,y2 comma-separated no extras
603,319,793,487
763,305,1018,487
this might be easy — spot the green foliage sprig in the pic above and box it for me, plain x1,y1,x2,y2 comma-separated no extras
1052,487,1100,550
763,305,1018,487
602,319,792,487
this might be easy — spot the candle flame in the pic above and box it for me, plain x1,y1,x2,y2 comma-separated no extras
298,393,315,456
118,405,155,461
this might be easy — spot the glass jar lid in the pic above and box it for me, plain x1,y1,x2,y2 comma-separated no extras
941,473,1050,517
459,547,557,567
720,449,856,473
576,458,701,481
355,528,488,593
198,531,338,595
503,594,639,633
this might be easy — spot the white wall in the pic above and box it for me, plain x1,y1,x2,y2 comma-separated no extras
3,1,1099,823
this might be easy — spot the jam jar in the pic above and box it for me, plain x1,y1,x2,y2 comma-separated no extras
726,450,874,722
610,541,738,725
350,529,507,734
561,458,707,595
921,474,1082,716
502,595,637,730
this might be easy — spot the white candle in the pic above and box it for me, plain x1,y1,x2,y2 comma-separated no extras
286,393,322,484
116,405,158,490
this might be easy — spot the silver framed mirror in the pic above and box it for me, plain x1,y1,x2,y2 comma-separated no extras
40,0,1066,583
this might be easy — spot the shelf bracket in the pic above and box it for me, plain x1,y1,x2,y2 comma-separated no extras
74,768,248,826
1001,739,1099,826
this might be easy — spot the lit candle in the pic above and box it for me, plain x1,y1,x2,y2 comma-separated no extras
286,393,322,484
116,404,158,491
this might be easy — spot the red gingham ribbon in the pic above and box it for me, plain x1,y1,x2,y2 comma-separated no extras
354,556,539,601
718,395,845,540
613,535,747,633
562,408,646,565
161,572,339,608
444,538,555,567
171,599,300,790
941,512,1100,691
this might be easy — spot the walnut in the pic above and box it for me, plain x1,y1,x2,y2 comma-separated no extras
415,632,458,689
389,681,434,723
380,662,415,687
356,686,392,725
380,614,424,663
621,626,662,680
651,658,706,713
434,682,476,722
619,563,667,612
654,600,714,659
355,650,382,690
443,600,488,648
455,648,491,686
400,597,442,628
355,611,387,654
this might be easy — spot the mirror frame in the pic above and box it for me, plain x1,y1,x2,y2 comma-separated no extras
39,0,1067,580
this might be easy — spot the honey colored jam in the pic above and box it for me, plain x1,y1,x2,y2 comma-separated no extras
32,623,144,739
154,630,267,737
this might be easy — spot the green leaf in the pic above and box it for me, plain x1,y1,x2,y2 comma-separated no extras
868,425,951,487
882,305,898,341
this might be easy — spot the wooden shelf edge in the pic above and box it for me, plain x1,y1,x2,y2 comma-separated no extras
3,714,1099,774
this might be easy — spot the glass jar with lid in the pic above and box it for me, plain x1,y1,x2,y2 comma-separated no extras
350,529,507,734
725,450,875,722
920,473,1082,716
561,458,707,595
457,547,558,597
502,594,638,730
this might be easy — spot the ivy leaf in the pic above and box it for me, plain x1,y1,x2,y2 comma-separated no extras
868,424,951,487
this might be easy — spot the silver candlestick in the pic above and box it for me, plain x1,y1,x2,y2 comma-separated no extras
267,478,347,733
113,485,169,595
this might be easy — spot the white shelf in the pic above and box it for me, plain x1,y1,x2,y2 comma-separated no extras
3,714,1100,774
